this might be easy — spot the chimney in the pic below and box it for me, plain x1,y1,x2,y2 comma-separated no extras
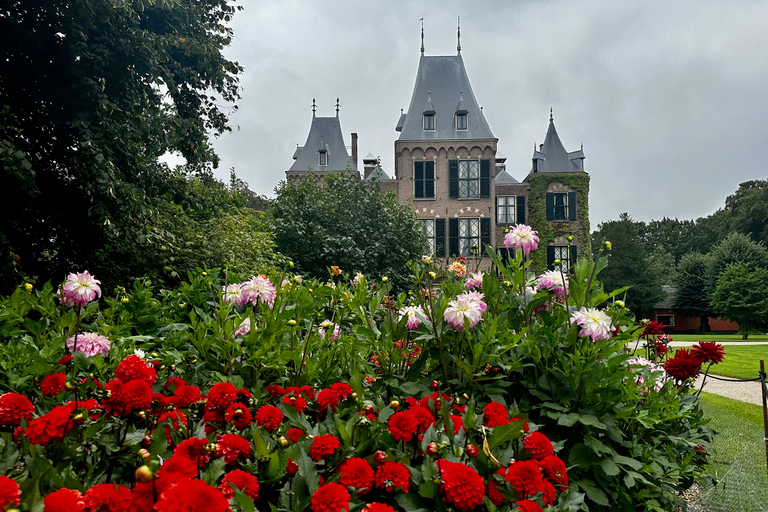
351,133,358,170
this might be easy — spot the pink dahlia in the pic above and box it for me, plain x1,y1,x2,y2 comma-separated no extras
241,275,276,308
66,332,111,357
465,272,483,290
399,305,425,330
222,283,248,306
536,270,568,297
234,317,253,337
318,322,341,342
61,271,101,307
503,225,539,255
444,293,485,331
571,307,612,342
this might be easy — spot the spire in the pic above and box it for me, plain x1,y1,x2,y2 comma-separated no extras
457,16,461,53
335,97,340,115
420,18,424,54
312,98,316,116
550,107,553,122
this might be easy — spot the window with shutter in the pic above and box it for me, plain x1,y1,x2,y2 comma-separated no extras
435,219,446,257
496,196,515,224
414,161,434,199
547,193,568,221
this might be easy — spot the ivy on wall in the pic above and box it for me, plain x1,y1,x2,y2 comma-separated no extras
526,173,591,272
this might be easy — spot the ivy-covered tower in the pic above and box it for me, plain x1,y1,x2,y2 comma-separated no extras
524,110,591,272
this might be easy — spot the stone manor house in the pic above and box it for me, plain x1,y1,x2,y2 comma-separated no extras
286,33,591,272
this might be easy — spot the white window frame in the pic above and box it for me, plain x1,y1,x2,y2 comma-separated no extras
458,160,480,198
423,113,435,131
553,193,568,220
497,196,516,224
656,314,675,326
553,246,571,271
456,112,468,130
458,218,480,257
421,219,436,256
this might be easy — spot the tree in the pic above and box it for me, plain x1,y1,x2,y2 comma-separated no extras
711,263,768,339
1,0,242,289
270,174,427,288
672,252,715,331
724,179,768,246
706,232,768,295
591,213,664,317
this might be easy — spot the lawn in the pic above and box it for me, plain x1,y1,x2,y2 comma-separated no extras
698,345,768,380
671,333,768,342
696,393,768,512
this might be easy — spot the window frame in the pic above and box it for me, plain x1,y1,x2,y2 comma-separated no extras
458,159,480,198
458,218,480,257
552,193,568,220
496,196,516,224
553,245,571,271
656,314,675,326
456,112,468,130
423,113,435,131
414,160,435,199
318,150,327,166
421,219,436,256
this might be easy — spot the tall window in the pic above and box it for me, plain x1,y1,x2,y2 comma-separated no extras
553,246,571,271
456,112,468,130
497,196,515,224
422,219,436,256
458,218,480,257
414,161,435,199
319,150,327,166
423,113,435,131
552,193,568,220
458,160,480,198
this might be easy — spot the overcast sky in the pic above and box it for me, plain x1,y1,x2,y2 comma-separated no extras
198,0,768,228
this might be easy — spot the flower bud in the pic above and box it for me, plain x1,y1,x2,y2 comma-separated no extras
602,241,612,251
137,411,146,420
462,393,469,401
135,465,154,482
205,443,216,452
286,458,299,476
138,449,151,461
426,442,438,456
72,413,84,424
615,300,625,308
373,450,387,464
289,261,294,268
288,319,297,326
202,271,208,276
279,436,288,447
554,259,561,266
431,380,439,390
566,235,574,242
428,272,436,279
351,392,358,399
466,444,479,458
389,400,400,410
24,283,32,292
121,297,129,304
65,382,76,391
142,436,152,448
381,276,388,282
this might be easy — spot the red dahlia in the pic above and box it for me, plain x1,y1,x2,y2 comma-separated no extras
641,320,666,337
287,427,304,443
0,392,34,426
523,431,554,460
40,373,67,396
408,405,435,433
122,379,154,412
225,402,253,430
337,457,374,495
174,385,203,409
664,349,702,382
44,488,85,512
254,404,283,432
283,393,308,413
483,402,510,427
542,480,556,506
311,482,350,512
436,459,485,512
374,461,411,493
25,403,76,446
504,459,545,498
58,355,74,365
158,453,199,479
488,481,505,506
363,504,398,512
449,414,464,435
387,410,418,442
691,342,725,365
206,382,238,412
83,483,132,512
515,500,544,512
655,341,668,356
115,355,156,385
216,433,252,464
539,455,568,490
309,434,341,462
265,384,286,396
175,438,209,463
0,475,21,509
165,377,187,391
154,478,230,512
158,410,187,445
331,382,353,399
218,469,260,500
316,388,339,413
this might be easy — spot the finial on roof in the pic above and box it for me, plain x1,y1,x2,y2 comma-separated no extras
581,141,584,150
420,18,424,54
312,98,316,115
335,97,340,114
550,108,553,122
457,16,461,53
534,142,536,151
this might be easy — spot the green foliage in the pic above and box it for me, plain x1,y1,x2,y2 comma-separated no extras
673,252,714,331
526,173,591,272
711,263,768,339
645,247,677,286
723,179,768,247
0,0,243,290
591,213,664,317
706,232,768,295
639,217,722,264
270,174,428,289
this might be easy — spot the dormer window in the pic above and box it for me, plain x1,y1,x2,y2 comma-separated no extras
423,113,435,131
319,150,327,166
456,112,468,130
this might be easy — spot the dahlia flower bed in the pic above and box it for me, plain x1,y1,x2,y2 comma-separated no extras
0,226,715,511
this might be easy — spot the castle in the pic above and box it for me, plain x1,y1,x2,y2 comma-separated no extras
286,29,591,272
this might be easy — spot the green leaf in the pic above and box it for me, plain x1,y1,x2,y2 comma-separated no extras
418,480,436,499
148,425,168,458
203,458,226,486
298,450,320,494
232,488,257,512
601,458,620,476
613,454,643,470
577,479,610,506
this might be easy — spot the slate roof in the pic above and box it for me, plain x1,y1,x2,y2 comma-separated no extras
494,170,519,184
289,114,356,173
397,54,494,140
364,165,395,182
531,115,585,173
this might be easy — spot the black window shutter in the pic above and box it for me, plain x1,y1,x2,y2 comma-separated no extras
449,160,459,198
568,192,577,220
570,245,578,267
426,161,435,198
480,218,491,253
449,218,459,257
547,245,556,270
517,195,526,224
414,161,423,198
435,218,446,257
546,193,555,221
480,160,490,197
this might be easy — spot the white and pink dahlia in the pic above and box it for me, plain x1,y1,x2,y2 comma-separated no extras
465,272,483,290
399,305,425,330
444,292,486,331
318,321,341,342
571,307,612,342
234,318,254,337
503,224,540,255
66,332,111,358
222,283,248,306
536,270,568,297
241,275,276,308
61,271,101,307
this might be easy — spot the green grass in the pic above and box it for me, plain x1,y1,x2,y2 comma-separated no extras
700,345,768,379
697,393,768,512
671,333,768,341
